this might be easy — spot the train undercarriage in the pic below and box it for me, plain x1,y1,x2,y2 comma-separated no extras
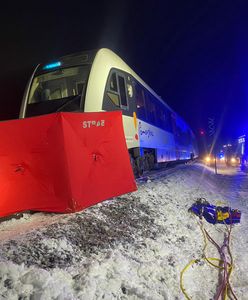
129,148,156,177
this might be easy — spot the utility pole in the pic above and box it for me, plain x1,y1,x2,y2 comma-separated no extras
208,117,217,175
214,153,217,175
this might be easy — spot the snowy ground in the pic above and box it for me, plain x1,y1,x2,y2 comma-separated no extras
0,162,247,300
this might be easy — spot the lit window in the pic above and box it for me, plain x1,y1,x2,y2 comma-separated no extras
118,76,128,107
110,73,118,92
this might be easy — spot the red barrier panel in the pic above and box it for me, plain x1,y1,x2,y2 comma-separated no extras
0,111,137,218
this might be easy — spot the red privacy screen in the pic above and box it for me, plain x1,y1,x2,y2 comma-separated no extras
0,111,137,218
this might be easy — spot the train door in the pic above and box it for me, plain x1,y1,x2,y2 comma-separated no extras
102,69,136,117
102,69,139,165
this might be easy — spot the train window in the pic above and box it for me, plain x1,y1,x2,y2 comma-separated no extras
135,83,147,121
165,110,173,132
145,92,156,125
50,88,62,100
118,75,128,108
76,82,84,95
156,102,165,129
107,92,120,106
106,71,120,107
109,73,118,92
127,83,133,98
126,75,133,98
28,66,89,104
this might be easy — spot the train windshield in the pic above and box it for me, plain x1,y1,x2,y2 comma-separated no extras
26,65,90,117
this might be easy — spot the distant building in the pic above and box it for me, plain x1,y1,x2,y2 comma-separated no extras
237,135,247,170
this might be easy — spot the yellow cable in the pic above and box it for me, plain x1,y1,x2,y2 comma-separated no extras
180,257,232,300
180,216,234,299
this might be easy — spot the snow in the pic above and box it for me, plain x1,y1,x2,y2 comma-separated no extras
0,163,247,299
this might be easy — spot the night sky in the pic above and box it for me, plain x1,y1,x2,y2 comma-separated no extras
1,0,248,144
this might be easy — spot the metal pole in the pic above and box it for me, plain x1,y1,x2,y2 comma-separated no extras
214,153,218,174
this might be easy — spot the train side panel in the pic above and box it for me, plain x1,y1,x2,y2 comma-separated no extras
138,120,176,162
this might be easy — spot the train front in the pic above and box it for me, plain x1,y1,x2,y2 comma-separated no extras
19,51,95,118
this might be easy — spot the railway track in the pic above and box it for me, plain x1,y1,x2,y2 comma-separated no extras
136,162,186,185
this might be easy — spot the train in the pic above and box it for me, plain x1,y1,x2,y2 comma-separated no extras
20,48,198,175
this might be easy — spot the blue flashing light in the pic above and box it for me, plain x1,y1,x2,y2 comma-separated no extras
43,61,61,70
